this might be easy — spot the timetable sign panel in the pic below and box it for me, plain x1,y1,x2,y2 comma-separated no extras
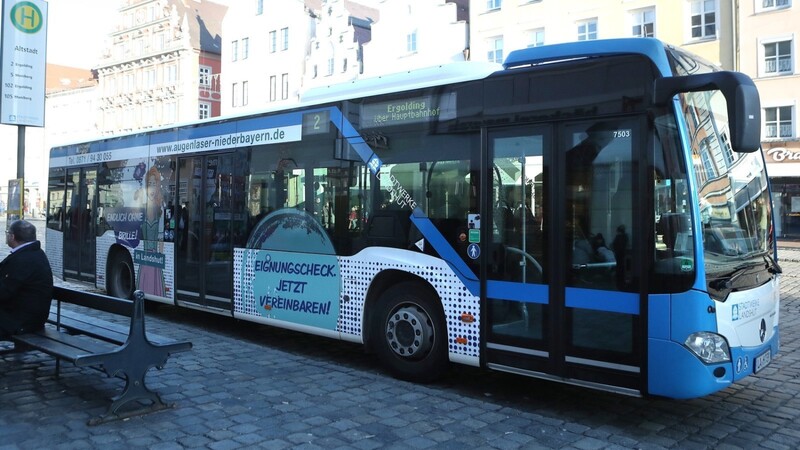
0,0,48,127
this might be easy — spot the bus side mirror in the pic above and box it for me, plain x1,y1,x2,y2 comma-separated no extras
653,71,761,153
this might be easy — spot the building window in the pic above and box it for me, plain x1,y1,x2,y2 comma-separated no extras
155,32,165,50
143,105,154,128
577,19,598,41
327,57,334,76
700,141,716,178
763,40,793,75
242,37,249,60
269,31,277,53
281,28,289,51
232,83,239,107
407,30,418,53
144,68,156,90
757,0,790,12
487,37,503,63
269,75,276,102
125,73,135,92
164,102,177,124
106,77,117,96
689,0,716,39
135,37,145,56
487,0,502,10
242,80,249,106
256,0,263,15
765,106,794,139
123,108,134,130
527,28,544,47
165,64,177,85
720,132,735,166
199,102,210,120
281,74,288,100
231,40,238,62
631,8,655,38
199,65,211,87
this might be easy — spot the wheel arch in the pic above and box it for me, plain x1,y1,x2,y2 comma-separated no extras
106,243,135,299
362,269,444,353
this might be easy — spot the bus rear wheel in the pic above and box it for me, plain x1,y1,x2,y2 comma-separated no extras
107,250,134,299
372,282,448,383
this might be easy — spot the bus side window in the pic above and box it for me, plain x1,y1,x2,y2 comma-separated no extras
651,115,694,293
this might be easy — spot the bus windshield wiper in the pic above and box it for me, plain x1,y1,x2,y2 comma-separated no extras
709,262,763,292
764,253,783,275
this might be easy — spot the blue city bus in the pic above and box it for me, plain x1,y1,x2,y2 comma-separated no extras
46,38,780,399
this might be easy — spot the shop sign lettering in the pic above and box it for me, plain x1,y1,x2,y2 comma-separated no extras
766,148,800,162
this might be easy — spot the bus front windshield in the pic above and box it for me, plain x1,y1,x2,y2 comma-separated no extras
681,88,774,287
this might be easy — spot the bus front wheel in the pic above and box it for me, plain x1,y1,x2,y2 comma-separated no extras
372,282,448,383
107,250,134,299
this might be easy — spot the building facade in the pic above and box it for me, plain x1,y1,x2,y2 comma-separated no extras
362,0,468,77
94,0,227,135
302,0,378,91
221,0,317,116
221,0,379,114
468,0,735,69
739,0,799,239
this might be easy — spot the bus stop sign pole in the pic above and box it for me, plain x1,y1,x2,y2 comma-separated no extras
0,0,49,220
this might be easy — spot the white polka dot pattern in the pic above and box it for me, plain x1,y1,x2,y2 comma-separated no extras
233,247,480,360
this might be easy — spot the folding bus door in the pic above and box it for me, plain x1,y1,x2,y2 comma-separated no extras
484,119,644,395
484,125,551,377
63,167,97,283
175,153,244,310
557,119,643,394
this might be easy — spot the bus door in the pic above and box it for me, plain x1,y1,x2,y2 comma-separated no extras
175,153,239,311
485,120,643,395
63,167,97,283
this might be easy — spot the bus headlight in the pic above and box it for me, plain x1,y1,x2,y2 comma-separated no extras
685,332,731,364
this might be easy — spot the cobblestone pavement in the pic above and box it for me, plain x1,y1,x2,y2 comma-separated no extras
1,220,800,449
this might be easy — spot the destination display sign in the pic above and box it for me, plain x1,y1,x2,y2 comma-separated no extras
359,93,457,129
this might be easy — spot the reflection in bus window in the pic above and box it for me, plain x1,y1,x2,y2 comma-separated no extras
490,134,546,284
651,111,694,292
681,88,773,296
565,123,635,292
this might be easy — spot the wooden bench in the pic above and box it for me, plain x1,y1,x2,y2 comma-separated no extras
5,287,192,425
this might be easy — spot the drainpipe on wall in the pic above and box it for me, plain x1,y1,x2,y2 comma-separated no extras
732,0,739,71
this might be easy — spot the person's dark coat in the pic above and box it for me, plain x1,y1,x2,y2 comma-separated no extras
0,241,54,337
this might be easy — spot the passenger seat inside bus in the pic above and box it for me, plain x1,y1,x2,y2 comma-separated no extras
365,209,412,249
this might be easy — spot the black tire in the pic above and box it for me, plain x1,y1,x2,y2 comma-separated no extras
107,250,135,299
372,282,448,383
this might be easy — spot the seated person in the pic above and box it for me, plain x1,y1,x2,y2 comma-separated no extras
0,220,54,339
592,233,616,262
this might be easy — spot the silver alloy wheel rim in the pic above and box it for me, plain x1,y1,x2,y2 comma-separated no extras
385,304,434,359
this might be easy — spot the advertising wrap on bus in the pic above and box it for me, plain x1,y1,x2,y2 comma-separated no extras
239,208,342,330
